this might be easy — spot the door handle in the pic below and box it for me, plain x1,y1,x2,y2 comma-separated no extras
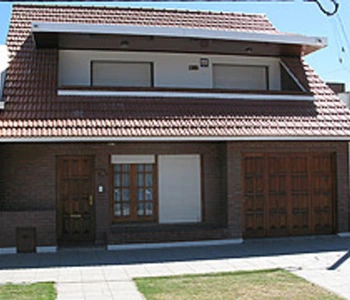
70,214,81,218
88,195,94,206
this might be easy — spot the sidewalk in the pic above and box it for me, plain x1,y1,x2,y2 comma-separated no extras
0,235,349,299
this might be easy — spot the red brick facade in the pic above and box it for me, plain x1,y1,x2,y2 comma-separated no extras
0,141,348,248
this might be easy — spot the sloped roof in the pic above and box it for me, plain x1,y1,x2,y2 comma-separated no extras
1,4,350,140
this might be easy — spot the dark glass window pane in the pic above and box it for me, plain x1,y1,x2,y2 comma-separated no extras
145,164,152,172
137,164,144,172
123,189,130,201
137,203,144,216
123,164,130,172
123,203,130,216
146,203,153,216
123,174,130,187
114,203,121,216
114,164,121,172
114,173,121,187
137,174,144,187
145,188,152,201
146,173,152,187
138,189,144,201
114,189,120,202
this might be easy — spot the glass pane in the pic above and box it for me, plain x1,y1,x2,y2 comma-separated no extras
123,174,130,187
114,203,121,216
145,164,152,172
114,189,120,202
114,164,121,172
146,203,153,216
138,189,144,201
137,164,144,172
137,203,144,216
114,173,121,187
123,189,130,201
146,173,152,187
122,164,130,172
123,203,130,216
145,188,152,201
137,173,144,187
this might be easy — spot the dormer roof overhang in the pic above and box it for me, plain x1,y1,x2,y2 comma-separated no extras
31,22,327,56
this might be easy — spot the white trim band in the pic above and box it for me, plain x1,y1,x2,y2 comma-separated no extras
0,247,16,255
36,246,58,253
58,90,314,101
111,155,155,164
107,238,243,250
32,22,327,50
337,232,350,238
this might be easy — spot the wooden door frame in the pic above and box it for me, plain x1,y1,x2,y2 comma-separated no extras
56,155,96,244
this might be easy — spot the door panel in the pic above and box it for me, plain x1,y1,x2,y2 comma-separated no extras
243,156,265,237
242,153,335,238
57,156,95,243
267,156,288,236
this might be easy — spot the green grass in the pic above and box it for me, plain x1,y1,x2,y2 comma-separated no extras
0,282,56,300
135,269,342,300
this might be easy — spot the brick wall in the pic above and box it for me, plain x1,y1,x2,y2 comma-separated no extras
0,141,348,247
0,142,226,246
0,210,56,247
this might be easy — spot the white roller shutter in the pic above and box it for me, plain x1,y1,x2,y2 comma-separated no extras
213,64,267,90
92,61,152,87
158,155,201,223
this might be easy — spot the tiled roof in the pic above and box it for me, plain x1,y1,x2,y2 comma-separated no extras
2,4,350,139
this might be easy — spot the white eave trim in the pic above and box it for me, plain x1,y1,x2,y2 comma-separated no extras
57,90,314,101
0,136,349,143
32,22,327,49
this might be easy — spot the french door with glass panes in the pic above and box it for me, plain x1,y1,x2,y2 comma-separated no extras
112,163,157,222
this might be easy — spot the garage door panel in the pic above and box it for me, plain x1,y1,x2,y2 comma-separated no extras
243,152,335,238
267,156,288,236
310,155,334,234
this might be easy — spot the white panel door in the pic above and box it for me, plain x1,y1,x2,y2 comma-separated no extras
158,155,201,223
213,64,267,90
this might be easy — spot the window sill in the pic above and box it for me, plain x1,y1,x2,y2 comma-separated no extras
58,87,314,101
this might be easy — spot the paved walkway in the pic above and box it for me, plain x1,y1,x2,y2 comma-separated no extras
0,235,349,299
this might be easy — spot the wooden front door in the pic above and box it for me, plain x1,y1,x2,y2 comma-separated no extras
243,153,335,238
57,156,95,243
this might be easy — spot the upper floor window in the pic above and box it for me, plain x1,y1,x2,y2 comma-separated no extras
213,64,268,90
91,61,153,87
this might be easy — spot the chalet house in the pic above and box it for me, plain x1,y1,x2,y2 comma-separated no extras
0,4,349,253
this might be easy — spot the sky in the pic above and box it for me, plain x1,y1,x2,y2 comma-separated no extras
1,0,350,90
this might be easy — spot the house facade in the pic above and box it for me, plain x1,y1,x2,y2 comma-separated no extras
0,5,349,253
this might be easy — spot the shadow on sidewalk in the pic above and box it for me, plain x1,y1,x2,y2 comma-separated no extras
0,235,349,270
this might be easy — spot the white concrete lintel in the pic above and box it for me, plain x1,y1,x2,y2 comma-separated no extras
58,89,315,101
337,232,350,238
107,238,243,251
0,247,16,255
32,22,327,50
36,246,58,253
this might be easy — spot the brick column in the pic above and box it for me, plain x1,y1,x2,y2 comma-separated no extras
226,142,243,239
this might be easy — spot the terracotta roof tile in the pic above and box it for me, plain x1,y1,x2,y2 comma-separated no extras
1,4,350,139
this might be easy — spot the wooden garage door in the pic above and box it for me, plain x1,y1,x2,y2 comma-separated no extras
243,153,335,238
